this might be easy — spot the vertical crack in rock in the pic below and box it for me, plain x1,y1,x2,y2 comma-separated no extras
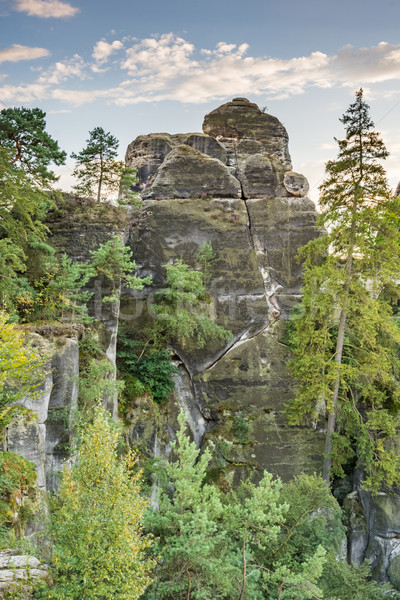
243,197,282,320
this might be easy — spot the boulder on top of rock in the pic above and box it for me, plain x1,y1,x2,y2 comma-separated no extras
283,171,310,197
202,97,291,167
142,145,242,199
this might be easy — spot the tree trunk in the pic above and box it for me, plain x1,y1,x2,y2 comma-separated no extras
322,305,347,484
97,150,103,202
323,247,354,485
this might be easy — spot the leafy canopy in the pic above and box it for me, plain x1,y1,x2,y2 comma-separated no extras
43,405,154,600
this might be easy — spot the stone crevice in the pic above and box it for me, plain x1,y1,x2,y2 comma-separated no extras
171,353,213,447
203,321,271,373
243,197,282,320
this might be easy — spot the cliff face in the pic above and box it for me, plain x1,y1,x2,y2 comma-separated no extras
122,97,324,482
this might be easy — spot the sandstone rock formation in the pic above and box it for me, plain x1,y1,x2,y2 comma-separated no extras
123,97,325,482
0,550,48,597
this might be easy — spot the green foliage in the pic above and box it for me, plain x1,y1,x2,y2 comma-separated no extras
144,416,393,599
231,412,250,443
71,127,124,201
89,235,152,303
117,246,228,410
287,89,400,490
117,335,177,405
197,241,216,287
78,357,124,414
41,405,154,600
319,552,394,600
0,107,66,185
154,257,231,350
34,253,92,322
0,147,55,315
0,451,37,540
143,411,240,600
0,311,48,434
119,166,142,206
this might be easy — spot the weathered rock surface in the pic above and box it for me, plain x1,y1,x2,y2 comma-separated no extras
283,171,310,197
142,145,242,200
123,98,325,482
0,550,48,598
6,336,79,491
202,97,292,168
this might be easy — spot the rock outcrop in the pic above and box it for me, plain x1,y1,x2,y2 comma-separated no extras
0,550,49,597
123,97,325,482
6,334,78,492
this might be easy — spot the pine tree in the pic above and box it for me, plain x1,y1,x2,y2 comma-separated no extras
71,127,124,201
287,89,400,490
143,412,240,600
0,107,66,185
154,257,231,350
89,235,152,303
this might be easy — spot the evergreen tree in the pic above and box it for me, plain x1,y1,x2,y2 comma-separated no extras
154,257,231,350
35,253,92,321
0,107,66,185
71,127,124,201
89,235,152,303
44,405,154,599
0,147,55,313
287,89,400,489
143,412,240,600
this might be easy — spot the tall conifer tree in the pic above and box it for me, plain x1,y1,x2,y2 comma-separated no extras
287,89,400,490
71,127,124,201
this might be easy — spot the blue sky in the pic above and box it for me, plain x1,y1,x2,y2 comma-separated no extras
1,0,400,201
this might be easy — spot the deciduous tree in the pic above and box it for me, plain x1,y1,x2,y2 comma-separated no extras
45,405,154,599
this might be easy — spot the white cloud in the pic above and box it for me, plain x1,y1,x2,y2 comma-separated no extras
0,44,50,63
4,35,400,109
14,0,79,18
0,82,49,103
37,54,87,84
121,33,196,78
92,39,123,64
